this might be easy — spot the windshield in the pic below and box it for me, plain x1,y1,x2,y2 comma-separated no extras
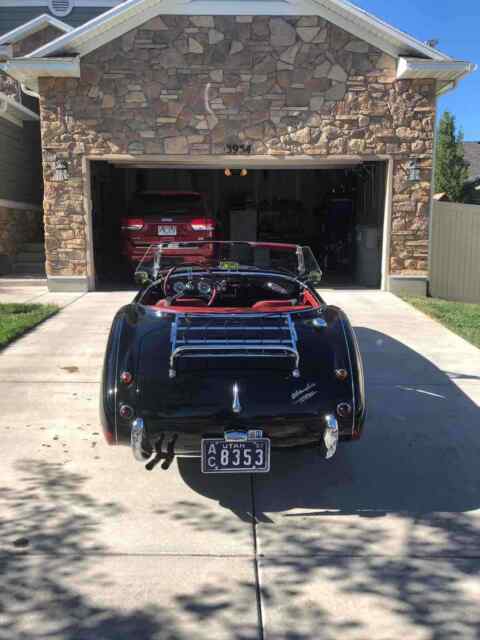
129,192,206,217
135,242,322,283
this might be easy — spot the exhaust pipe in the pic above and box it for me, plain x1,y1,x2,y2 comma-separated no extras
323,414,339,460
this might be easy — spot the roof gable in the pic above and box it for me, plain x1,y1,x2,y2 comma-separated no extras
27,0,452,61
0,13,72,47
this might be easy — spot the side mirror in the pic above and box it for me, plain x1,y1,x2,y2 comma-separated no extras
135,270,151,287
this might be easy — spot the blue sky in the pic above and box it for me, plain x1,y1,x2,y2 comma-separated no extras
356,0,479,140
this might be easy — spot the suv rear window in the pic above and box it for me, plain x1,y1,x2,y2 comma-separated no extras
130,193,206,217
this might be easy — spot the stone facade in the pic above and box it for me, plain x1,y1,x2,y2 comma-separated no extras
38,15,436,280
0,204,42,271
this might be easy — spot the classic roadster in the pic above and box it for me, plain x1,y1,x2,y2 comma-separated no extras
100,241,365,473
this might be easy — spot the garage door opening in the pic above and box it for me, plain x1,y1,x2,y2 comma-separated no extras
90,160,387,289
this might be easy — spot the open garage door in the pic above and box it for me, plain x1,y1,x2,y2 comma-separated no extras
90,160,387,289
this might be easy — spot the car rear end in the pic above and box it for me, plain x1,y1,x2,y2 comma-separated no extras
121,191,219,267
102,304,365,473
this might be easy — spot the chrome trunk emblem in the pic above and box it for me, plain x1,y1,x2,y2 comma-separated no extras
232,382,242,414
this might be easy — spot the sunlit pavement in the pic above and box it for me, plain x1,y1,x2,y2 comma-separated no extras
1,286,479,639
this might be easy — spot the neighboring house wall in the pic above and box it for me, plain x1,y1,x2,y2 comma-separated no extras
0,118,43,272
38,15,436,280
0,119,42,203
0,12,80,273
463,142,480,178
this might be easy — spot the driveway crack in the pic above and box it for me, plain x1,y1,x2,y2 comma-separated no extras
250,475,265,640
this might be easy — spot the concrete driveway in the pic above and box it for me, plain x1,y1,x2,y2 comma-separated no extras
1,284,480,639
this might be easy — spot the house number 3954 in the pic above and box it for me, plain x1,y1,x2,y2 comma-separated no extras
226,143,252,154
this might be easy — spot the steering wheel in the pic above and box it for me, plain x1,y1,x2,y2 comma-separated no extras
166,282,217,307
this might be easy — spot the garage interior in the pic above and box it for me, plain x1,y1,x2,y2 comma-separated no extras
90,160,387,289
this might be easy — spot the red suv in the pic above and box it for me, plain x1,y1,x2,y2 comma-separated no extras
121,191,220,267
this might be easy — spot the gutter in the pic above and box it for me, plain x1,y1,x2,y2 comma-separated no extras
0,57,80,93
397,57,477,95
21,83,40,99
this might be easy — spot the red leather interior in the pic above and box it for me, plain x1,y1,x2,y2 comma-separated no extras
155,300,313,313
154,291,320,314
252,299,296,311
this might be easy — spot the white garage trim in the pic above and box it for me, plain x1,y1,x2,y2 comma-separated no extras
381,156,393,291
107,154,366,170
76,153,394,293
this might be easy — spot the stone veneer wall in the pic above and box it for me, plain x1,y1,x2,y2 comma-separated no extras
0,204,42,272
38,15,436,279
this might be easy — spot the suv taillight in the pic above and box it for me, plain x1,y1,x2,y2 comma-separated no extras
191,217,216,232
121,218,144,232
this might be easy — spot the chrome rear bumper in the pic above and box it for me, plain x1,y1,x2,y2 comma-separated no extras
323,414,339,459
131,417,148,462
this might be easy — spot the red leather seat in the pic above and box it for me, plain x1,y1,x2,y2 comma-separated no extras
252,300,297,311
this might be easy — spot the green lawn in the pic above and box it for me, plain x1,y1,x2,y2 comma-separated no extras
402,297,480,349
0,303,58,349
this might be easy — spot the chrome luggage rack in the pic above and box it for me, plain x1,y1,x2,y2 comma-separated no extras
169,313,300,379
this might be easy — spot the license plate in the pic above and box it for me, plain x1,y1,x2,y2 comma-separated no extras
158,225,177,235
201,438,270,474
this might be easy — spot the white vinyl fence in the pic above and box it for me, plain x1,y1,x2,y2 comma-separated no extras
430,201,480,303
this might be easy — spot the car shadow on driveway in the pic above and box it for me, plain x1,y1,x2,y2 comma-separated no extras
175,328,480,638
178,327,480,518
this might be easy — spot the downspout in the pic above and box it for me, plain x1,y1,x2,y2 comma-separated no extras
427,95,439,297
21,82,39,99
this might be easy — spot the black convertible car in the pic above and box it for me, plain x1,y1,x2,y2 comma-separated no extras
101,241,365,473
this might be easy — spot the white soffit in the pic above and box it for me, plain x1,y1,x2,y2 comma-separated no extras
0,13,73,47
27,0,454,61
397,57,477,95
0,57,80,87
397,57,477,82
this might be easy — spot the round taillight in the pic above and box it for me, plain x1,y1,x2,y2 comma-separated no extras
119,404,134,419
120,371,133,385
335,369,349,381
337,402,352,418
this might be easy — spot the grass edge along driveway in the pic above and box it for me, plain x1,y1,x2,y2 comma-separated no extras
402,296,480,350
0,303,58,349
